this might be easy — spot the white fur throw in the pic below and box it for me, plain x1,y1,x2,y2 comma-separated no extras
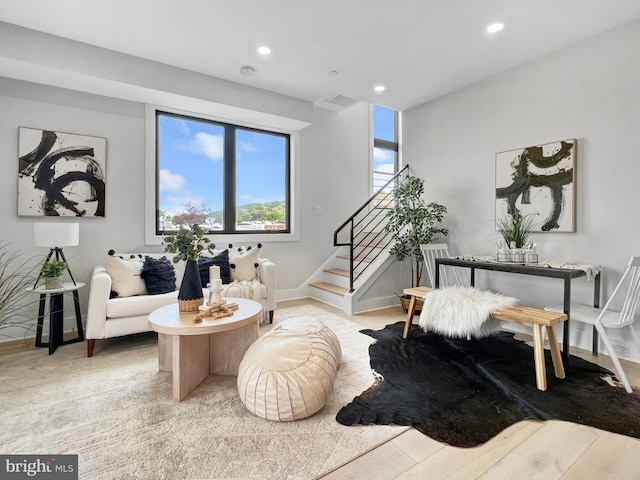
418,286,518,338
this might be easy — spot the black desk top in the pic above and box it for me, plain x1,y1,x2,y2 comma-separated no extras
435,257,590,280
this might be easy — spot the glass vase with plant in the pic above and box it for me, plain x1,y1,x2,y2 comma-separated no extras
496,209,535,248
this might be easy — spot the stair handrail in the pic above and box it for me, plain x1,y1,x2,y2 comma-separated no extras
334,165,410,291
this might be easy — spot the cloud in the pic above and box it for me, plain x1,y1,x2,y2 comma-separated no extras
373,147,394,163
237,141,258,153
159,169,186,192
175,119,190,135
194,132,223,160
376,163,396,173
175,132,223,161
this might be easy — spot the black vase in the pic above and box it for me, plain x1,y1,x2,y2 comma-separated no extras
178,259,203,312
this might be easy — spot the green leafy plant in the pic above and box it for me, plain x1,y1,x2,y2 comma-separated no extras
385,176,448,287
0,241,39,332
163,224,215,263
496,209,535,248
40,260,67,278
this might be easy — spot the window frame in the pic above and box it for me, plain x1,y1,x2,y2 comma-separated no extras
371,105,400,194
145,104,300,245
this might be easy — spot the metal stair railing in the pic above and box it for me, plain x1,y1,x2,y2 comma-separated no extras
334,165,410,292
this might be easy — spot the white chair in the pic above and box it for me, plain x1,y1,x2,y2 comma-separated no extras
421,243,463,288
545,256,640,393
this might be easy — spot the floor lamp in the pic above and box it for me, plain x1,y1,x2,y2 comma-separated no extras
33,222,80,288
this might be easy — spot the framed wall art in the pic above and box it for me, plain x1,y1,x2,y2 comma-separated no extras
18,127,106,217
495,139,576,233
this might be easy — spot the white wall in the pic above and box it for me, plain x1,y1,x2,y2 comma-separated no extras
0,76,372,340
403,19,640,360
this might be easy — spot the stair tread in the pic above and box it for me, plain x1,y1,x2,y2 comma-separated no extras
309,282,348,295
324,268,350,277
337,254,374,263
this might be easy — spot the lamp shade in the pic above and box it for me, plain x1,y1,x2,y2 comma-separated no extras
33,222,80,248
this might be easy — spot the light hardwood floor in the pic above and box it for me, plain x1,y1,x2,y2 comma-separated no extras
301,299,640,480
2,299,639,479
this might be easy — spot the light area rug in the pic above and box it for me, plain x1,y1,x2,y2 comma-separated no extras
0,304,406,480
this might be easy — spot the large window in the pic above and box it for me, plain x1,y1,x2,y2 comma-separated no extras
156,111,290,235
372,105,399,193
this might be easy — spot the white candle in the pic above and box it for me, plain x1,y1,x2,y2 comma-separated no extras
211,278,222,290
209,265,220,281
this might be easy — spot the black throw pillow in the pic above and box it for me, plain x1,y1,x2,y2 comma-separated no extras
198,250,231,285
141,256,176,295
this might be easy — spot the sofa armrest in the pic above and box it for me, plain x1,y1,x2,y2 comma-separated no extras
257,258,276,313
85,265,112,340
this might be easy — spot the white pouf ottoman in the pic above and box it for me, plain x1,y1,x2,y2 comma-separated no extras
270,316,342,363
237,317,341,421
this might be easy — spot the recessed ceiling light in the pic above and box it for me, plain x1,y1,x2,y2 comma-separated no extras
487,23,504,33
374,85,386,92
257,46,272,55
329,70,339,76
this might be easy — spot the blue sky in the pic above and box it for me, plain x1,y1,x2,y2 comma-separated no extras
158,114,286,215
373,105,396,174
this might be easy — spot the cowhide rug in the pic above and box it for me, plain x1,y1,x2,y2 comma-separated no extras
336,321,640,447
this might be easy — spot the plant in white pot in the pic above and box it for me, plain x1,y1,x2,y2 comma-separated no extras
40,260,67,290
385,176,448,309
164,224,215,312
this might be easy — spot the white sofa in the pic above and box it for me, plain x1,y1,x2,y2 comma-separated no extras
85,250,276,357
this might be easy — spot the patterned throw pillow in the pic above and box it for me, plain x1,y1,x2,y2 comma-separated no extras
229,245,261,282
198,250,231,285
106,254,146,298
141,256,176,295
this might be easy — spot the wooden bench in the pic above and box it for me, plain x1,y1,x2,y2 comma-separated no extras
403,287,568,391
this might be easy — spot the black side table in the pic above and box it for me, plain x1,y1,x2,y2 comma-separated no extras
27,282,85,355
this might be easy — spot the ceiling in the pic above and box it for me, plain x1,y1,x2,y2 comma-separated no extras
2,0,640,111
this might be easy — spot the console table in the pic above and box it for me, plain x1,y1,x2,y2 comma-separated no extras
27,282,85,355
435,258,601,366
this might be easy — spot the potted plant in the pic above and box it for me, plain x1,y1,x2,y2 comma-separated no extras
164,224,215,312
385,176,447,310
496,208,535,248
41,260,67,290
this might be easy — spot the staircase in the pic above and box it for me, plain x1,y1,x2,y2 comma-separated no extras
309,166,410,313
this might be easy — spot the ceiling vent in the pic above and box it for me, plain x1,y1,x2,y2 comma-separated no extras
314,94,360,112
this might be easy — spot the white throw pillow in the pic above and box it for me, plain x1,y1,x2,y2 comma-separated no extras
229,247,260,282
106,255,147,297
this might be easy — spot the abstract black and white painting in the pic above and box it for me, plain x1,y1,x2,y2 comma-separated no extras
18,127,106,217
495,139,576,232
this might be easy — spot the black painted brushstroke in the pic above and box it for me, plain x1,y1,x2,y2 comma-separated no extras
45,170,106,217
18,130,57,176
19,129,105,216
524,141,573,169
496,141,574,231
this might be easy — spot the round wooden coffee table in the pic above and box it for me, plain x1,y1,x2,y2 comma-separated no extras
148,298,262,402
